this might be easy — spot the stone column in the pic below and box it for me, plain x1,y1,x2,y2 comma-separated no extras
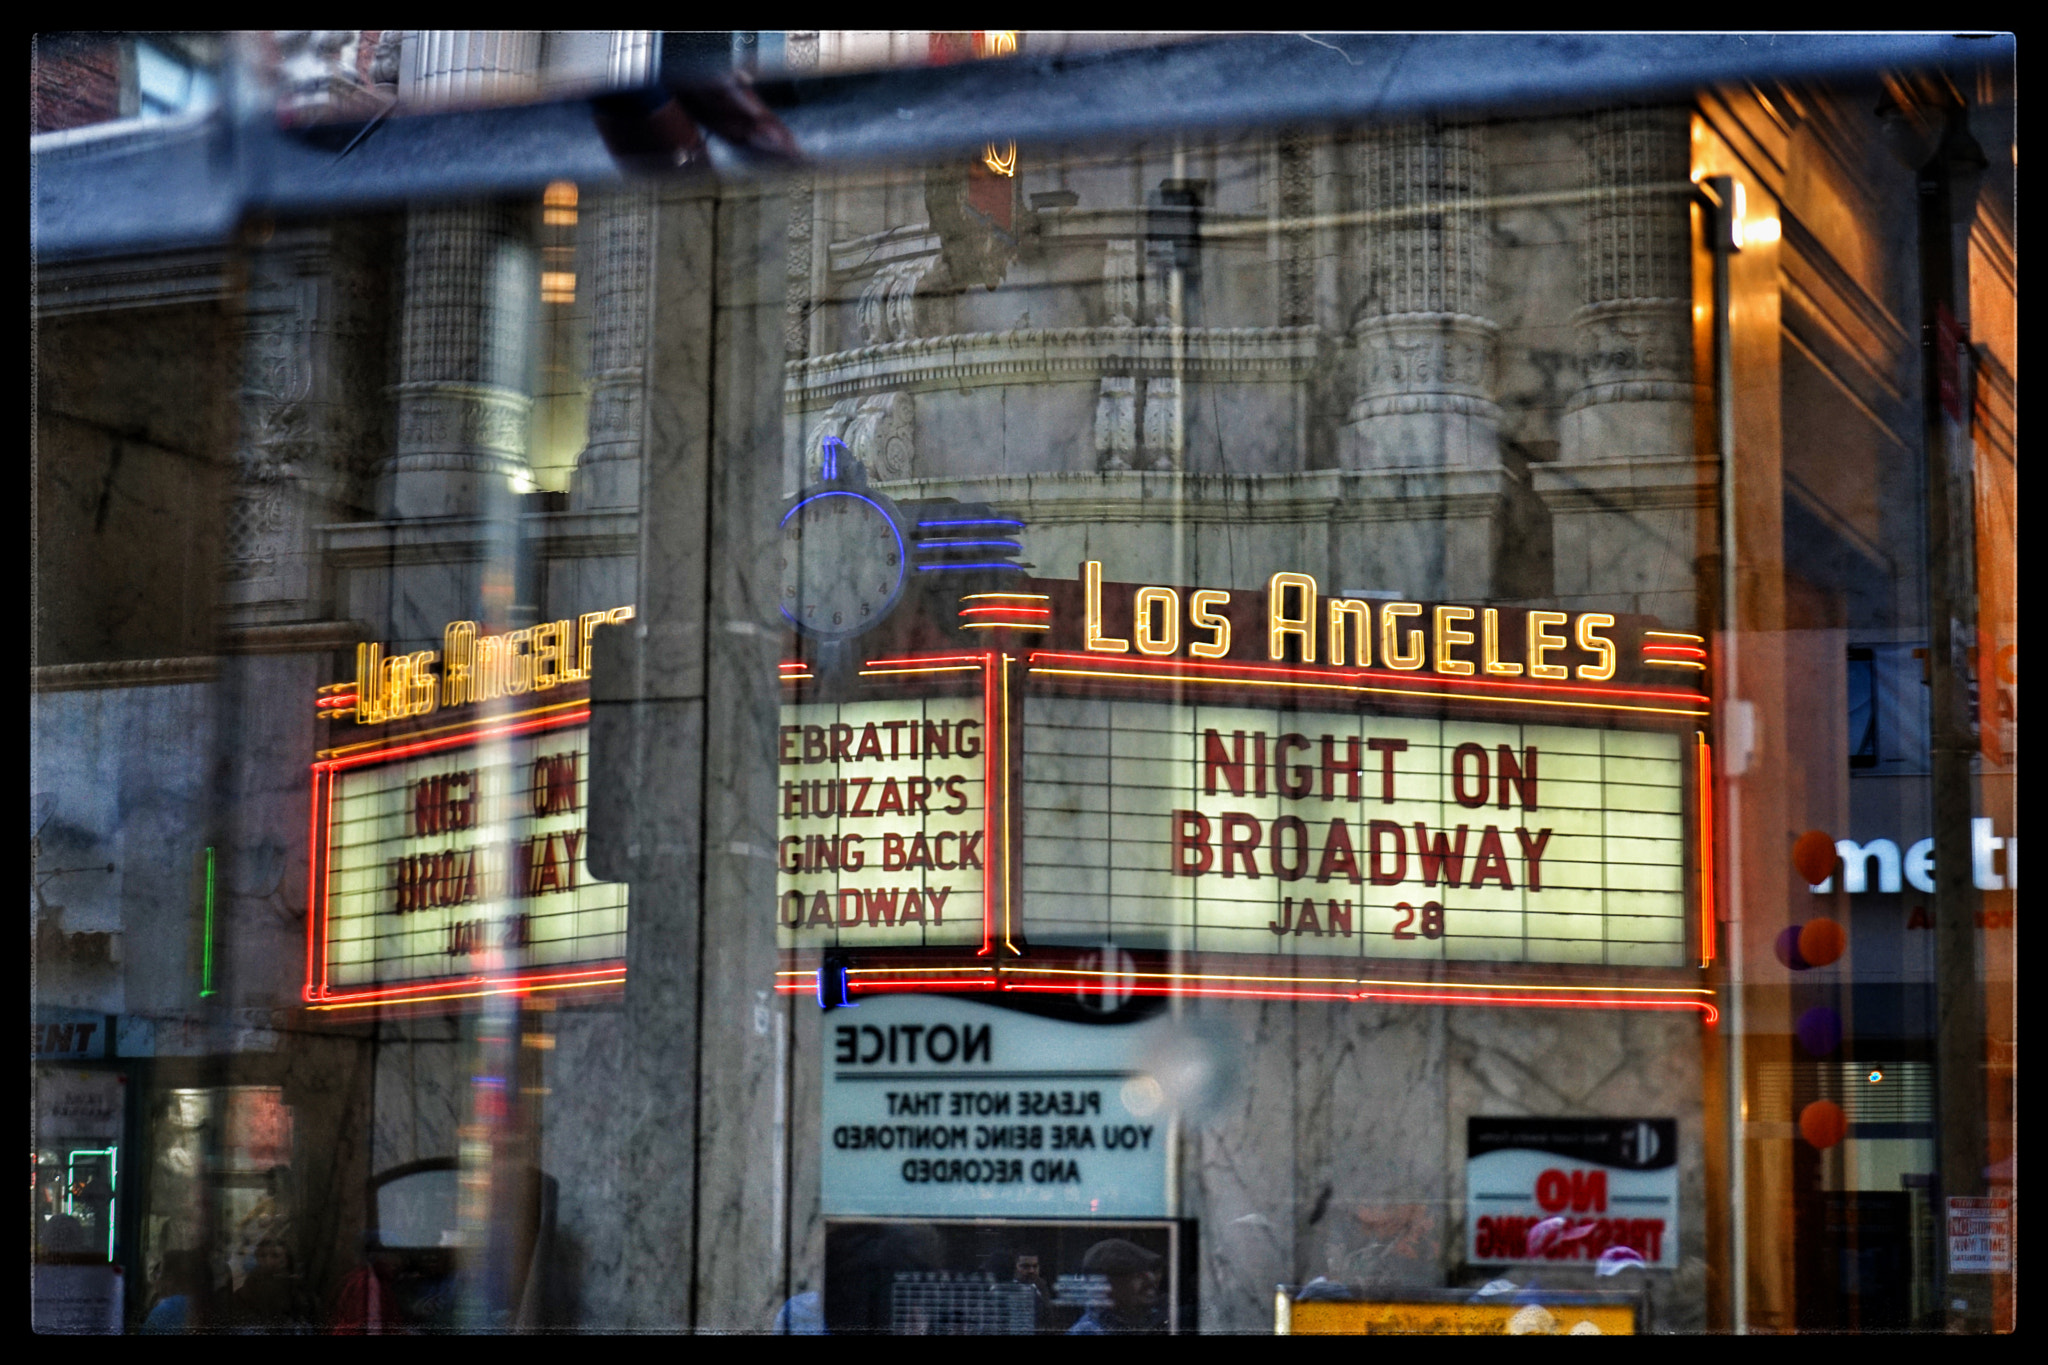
572,33,658,511
1536,106,1708,625
1339,121,1500,471
1333,122,1505,600
1560,106,1695,463
380,33,540,518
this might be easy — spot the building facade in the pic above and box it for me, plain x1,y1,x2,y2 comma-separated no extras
32,31,2014,1333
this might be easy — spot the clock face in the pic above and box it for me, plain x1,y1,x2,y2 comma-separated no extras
779,490,907,640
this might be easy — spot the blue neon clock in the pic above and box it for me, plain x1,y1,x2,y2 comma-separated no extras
779,440,908,641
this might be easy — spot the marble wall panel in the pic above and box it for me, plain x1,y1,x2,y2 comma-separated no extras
1489,117,1588,461
692,183,805,1331
33,682,221,1016
1179,998,1300,1331
1325,504,1501,602
370,1015,466,1172
220,654,325,1011
1289,1003,1452,1290
538,549,639,622
910,380,1103,479
1183,381,1307,475
1550,503,1704,616
1443,1007,1707,1331
540,1002,634,1327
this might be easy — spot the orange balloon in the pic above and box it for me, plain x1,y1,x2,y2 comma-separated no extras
1799,917,1846,968
1799,1099,1847,1149
1793,830,1838,886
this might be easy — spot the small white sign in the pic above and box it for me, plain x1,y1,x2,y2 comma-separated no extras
37,1070,124,1141
1466,1118,1678,1268
1947,1197,2011,1273
821,993,1169,1219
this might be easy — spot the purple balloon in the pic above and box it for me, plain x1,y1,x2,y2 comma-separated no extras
1796,1006,1842,1056
1775,924,1811,970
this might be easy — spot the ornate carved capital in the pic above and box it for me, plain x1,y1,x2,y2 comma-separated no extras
1094,377,1137,469
807,391,918,483
1351,314,1500,417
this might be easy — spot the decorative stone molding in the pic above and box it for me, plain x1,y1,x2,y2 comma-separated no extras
1341,122,1502,472
223,620,368,654
34,250,227,317
885,468,1515,533
1349,313,1501,420
393,383,533,464
1094,378,1136,469
225,268,315,585
856,257,937,346
788,324,1318,409
1562,106,1696,463
272,31,377,120
807,391,917,482
400,30,541,105
1141,376,1183,467
1102,240,1139,327
1276,131,1317,327
32,657,218,692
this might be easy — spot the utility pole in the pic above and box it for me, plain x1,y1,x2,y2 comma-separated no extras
1916,92,1992,1335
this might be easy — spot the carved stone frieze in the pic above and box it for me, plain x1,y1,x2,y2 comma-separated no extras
226,262,317,585
1352,313,1499,412
1566,300,1693,408
785,177,817,359
393,383,533,464
1276,131,1317,327
272,30,375,120
786,324,1318,409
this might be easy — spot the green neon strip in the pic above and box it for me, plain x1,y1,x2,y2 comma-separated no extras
201,846,217,997
65,1147,118,1260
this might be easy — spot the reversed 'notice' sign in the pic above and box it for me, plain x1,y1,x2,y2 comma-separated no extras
821,994,1170,1218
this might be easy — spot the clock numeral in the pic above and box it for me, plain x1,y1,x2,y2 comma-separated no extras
832,610,844,625
861,602,872,618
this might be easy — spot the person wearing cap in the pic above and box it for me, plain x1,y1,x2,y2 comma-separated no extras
1067,1238,1166,1334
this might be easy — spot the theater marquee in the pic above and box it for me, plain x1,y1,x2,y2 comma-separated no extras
780,563,1718,1011
1023,703,1688,966
306,607,635,1011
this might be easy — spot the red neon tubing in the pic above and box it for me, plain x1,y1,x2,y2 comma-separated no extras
1025,650,1707,705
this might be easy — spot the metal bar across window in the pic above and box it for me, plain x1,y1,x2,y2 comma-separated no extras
32,32,2006,262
